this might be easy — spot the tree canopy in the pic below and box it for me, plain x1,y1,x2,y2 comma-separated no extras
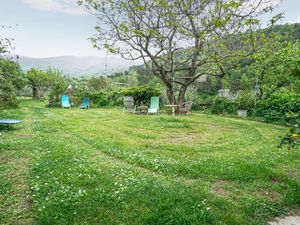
79,0,280,105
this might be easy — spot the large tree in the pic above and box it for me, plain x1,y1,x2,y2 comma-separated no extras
79,0,279,106
0,25,25,107
250,38,300,97
26,68,50,99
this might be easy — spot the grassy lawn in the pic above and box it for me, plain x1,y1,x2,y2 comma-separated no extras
0,99,299,225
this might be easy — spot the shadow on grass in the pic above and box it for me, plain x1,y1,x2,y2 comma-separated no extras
0,125,23,132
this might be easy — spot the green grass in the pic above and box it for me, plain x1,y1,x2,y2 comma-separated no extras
0,99,299,225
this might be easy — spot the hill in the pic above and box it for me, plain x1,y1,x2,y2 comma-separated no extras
17,55,142,77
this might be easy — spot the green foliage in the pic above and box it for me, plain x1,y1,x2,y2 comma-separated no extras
26,68,50,99
0,59,25,90
280,113,300,149
107,91,123,107
0,79,18,108
211,97,236,114
0,58,25,108
47,68,70,107
121,85,160,106
89,91,109,107
256,92,300,123
235,90,255,110
268,23,300,41
129,65,154,85
73,90,123,108
192,94,215,111
87,76,108,91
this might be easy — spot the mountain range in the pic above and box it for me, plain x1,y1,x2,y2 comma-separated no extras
17,55,141,77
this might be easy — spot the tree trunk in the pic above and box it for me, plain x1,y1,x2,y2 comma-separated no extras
32,86,38,99
166,86,176,105
177,85,188,107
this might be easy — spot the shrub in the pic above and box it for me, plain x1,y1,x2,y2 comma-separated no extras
235,90,255,111
71,90,123,108
0,58,25,108
107,91,123,107
0,79,18,108
47,69,69,106
211,97,236,114
120,85,160,106
256,92,300,123
279,113,300,149
192,94,214,111
89,91,109,107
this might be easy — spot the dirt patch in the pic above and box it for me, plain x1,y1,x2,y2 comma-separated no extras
257,189,281,202
280,165,300,181
211,179,231,197
268,215,300,225
165,132,199,144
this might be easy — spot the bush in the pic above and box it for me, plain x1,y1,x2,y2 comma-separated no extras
89,91,109,107
211,97,236,114
256,92,300,123
107,91,123,107
279,113,300,149
192,94,214,111
121,85,160,106
0,79,18,108
47,69,69,106
235,90,255,111
71,90,123,108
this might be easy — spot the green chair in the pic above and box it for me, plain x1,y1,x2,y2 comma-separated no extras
61,95,71,109
148,97,159,114
80,96,90,109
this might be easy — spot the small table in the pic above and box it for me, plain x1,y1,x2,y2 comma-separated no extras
165,105,178,116
136,105,148,114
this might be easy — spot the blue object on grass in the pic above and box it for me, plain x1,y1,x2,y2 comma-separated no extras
0,119,22,125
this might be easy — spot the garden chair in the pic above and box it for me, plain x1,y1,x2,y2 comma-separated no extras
61,95,71,109
148,97,159,115
80,96,90,109
123,96,136,113
179,101,193,115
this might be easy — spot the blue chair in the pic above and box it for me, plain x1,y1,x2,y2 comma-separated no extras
80,96,90,109
61,95,71,109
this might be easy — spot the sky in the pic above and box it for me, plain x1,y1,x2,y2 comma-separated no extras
0,0,300,58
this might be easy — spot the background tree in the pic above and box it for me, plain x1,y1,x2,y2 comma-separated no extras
0,25,14,55
87,76,108,91
47,68,70,105
79,0,279,106
0,25,25,107
251,40,300,97
26,68,50,99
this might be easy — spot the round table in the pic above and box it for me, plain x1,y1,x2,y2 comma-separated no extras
136,105,148,114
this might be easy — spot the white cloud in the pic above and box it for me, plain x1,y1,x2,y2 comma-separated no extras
22,0,87,16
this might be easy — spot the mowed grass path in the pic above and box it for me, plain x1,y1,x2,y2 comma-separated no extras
0,99,299,225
